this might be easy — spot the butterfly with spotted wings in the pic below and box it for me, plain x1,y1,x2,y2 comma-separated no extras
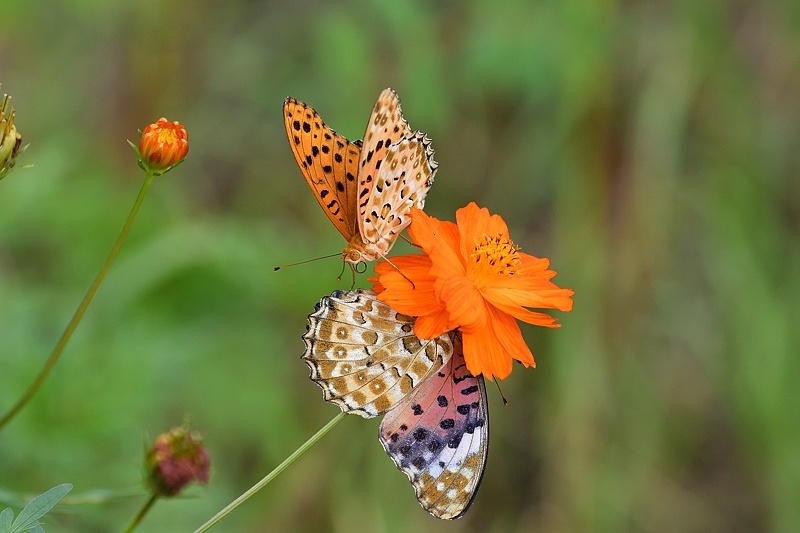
303,289,488,519
284,89,437,266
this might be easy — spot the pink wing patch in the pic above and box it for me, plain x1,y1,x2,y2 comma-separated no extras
379,331,489,520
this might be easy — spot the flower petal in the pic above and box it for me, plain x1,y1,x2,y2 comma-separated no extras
481,251,575,312
487,305,535,368
373,255,442,316
413,309,454,340
409,207,464,278
462,305,536,381
519,253,550,270
437,274,486,330
370,278,386,293
482,283,575,313
484,298,563,327
456,202,510,258
461,327,513,381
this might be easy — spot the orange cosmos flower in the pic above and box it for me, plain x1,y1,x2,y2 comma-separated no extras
372,202,574,381
136,117,189,174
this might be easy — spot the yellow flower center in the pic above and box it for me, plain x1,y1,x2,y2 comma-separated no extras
469,232,522,284
156,128,180,144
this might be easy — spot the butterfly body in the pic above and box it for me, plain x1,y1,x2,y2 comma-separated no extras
284,89,437,265
303,290,489,519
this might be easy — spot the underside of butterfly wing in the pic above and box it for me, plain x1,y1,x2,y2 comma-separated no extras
358,88,412,179
283,97,362,241
303,290,454,418
356,89,414,219
379,331,489,520
356,132,438,260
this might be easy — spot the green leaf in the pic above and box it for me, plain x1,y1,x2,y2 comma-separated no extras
11,484,72,533
28,527,44,533
1,508,14,533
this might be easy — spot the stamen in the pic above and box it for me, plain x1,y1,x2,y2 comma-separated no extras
470,232,522,283
157,129,179,143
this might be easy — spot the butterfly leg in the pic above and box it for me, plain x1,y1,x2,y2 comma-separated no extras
399,233,423,249
379,255,417,290
336,262,358,290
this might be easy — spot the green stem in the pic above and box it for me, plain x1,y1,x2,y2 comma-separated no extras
0,171,156,431
193,411,347,533
124,493,159,533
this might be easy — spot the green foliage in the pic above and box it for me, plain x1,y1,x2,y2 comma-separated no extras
0,484,72,533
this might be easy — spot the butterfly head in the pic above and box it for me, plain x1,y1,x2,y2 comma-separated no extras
343,233,393,266
342,234,381,265
342,247,364,265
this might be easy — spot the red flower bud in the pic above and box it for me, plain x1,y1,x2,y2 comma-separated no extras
146,426,209,497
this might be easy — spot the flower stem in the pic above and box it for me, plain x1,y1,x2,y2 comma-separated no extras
0,171,156,431
124,493,159,533
193,411,347,533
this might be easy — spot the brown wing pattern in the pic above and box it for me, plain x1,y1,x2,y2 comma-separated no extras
302,289,454,419
356,88,413,221
358,132,437,256
283,97,362,241
379,332,488,520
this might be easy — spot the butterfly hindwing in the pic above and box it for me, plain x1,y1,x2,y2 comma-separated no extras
283,97,362,241
379,331,489,520
303,289,454,418
356,89,412,217
359,132,437,255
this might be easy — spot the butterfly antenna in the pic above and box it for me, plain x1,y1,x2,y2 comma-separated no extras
274,252,341,271
494,379,509,406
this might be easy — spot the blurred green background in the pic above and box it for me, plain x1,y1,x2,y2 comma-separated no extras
1,0,799,531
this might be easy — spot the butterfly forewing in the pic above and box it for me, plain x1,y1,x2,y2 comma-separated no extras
358,132,437,256
283,97,362,241
303,290,454,418
379,331,489,520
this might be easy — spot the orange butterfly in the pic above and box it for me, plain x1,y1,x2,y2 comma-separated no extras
284,89,437,265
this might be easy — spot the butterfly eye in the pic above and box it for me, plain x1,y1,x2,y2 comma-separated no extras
343,249,360,263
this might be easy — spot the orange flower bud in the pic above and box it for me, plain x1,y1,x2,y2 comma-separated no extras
146,426,209,497
137,117,188,174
